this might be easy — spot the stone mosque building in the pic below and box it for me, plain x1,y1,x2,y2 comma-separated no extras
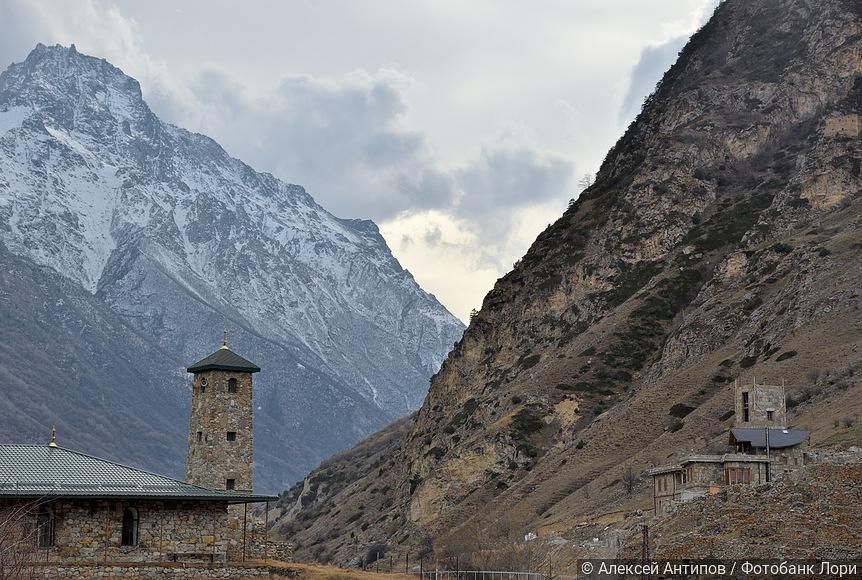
0,335,281,577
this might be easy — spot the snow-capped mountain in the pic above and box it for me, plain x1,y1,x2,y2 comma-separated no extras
0,44,464,490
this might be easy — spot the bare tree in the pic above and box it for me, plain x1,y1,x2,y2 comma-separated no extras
578,174,594,191
437,520,553,573
622,468,639,495
0,500,44,579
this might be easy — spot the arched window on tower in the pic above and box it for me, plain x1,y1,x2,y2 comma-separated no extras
121,507,139,546
36,505,55,547
228,378,237,393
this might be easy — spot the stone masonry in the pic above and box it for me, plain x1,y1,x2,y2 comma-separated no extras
187,369,254,492
734,380,786,428
12,499,231,563
30,563,269,579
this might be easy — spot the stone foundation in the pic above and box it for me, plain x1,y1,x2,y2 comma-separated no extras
29,562,270,579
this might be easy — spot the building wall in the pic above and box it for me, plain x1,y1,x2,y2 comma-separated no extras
770,447,805,480
187,369,254,492
653,472,680,515
722,460,768,485
734,382,786,428
683,462,724,489
14,499,236,563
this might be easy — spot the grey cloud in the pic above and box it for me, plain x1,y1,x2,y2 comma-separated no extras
193,68,577,267
423,225,443,247
619,35,689,123
620,0,720,123
455,140,574,218
178,66,456,221
452,137,575,268
0,2,48,71
178,65,576,242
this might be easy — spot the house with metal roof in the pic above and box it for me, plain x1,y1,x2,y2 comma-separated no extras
647,380,809,516
0,443,272,503
0,337,282,574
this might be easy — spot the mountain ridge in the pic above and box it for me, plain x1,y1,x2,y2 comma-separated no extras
0,43,464,490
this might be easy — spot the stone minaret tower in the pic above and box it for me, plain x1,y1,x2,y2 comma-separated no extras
186,331,260,492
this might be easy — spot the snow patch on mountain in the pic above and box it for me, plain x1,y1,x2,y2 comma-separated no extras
0,44,464,487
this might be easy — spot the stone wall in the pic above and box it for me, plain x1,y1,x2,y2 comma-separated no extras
12,499,238,563
805,446,862,465
770,446,804,480
226,510,294,563
188,369,254,492
683,461,724,488
249,539,294,562
30,562,269,579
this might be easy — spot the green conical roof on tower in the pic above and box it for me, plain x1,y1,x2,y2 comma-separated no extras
187,330,260,373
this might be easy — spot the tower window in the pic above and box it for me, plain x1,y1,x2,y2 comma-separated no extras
226,479,235,490
36,505,55,547
196,431,203,442
226,431,237,442
228,378,238,393
121,507,139,546
200,377,208,393
742,391,750,423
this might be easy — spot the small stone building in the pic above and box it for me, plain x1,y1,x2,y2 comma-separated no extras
649,454,770,515
647,380,809,516
1,337,281,577
0,444,272,563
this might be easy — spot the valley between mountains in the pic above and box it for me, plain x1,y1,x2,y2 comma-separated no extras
272,0,862,565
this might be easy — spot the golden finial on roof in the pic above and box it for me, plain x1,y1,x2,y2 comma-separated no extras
49,425,57,448
221,327,228,349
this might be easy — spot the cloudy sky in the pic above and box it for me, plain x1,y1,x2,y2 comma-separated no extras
0,0,717,321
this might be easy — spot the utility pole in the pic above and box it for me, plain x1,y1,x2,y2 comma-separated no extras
640,524,650,580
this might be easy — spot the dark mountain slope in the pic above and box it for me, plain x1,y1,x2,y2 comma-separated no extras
273,0,862,563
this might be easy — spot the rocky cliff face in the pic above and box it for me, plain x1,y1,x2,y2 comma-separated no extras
0,44,464,490
274,0,862,563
